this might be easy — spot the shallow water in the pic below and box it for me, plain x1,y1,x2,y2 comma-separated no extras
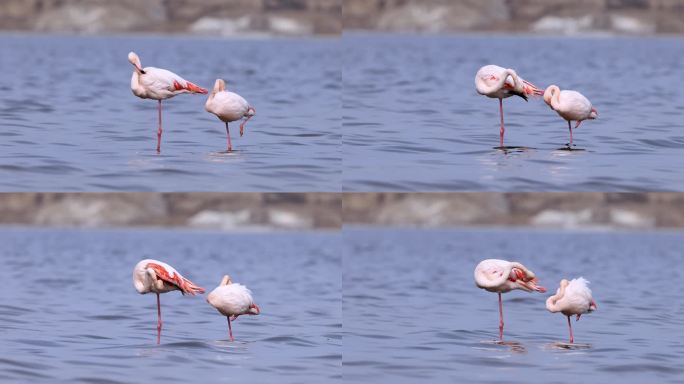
343,34,684,191
0,34,340,191
344,228,684,383
0,228,341,383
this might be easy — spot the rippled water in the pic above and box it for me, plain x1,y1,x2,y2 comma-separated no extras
343,34,684,191
0,228,341,383
0,34,340,191
344,228,684,383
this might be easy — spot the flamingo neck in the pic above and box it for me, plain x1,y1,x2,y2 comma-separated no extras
545,85,562,110
478,68,517,95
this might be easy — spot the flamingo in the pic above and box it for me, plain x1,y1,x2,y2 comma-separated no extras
475,65,544,148
546,277,597,343
474,259,547,341
128,52,208,153
132,259,205,344
206,275,260,342
205,79,256,152
543,85,598,148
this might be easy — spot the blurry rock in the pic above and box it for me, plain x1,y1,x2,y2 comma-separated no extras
609,209,654,228
188,210,252,230
532,15,595,34
190,16,253,36
268,209,314,229
531,209,594,228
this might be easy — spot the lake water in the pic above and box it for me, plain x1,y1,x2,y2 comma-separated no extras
344,227,684,383
0,228,341,383
0,34,340,191
343,34,684,191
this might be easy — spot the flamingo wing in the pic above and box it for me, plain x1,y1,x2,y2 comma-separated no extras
146,262,205,295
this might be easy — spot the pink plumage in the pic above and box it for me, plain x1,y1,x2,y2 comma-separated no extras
474,259,546,341
132,259,205,344
128,51,208,153
543,85,598,148
546,277,597,343
207,275,260,342
205,79,256,152
475,65,544,148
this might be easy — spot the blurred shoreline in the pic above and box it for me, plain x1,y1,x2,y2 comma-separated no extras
0,193,341,231
344,0,684,35
344,193,684,230
0,0,341,36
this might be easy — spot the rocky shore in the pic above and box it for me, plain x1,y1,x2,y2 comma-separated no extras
0,0,341,36
344,0,684,35
344,193,684,229
0,193,341,230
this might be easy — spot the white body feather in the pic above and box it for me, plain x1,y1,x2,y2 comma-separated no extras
475,65,520,99
131,67,194,100
474,259,544,293
207,283,255,317
548,90,595,122
132,259,179,294
546,277,596,316
205,91,252,123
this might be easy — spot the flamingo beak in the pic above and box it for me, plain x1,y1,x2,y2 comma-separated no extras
250,304,260,315
131,62,145,74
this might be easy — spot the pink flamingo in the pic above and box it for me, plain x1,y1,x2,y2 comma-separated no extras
543,85,598,148
205,79,256,152
475,65,544,148
132,259,205,344
207,275,260,341
474,259,547,341
546,277,597,343
128,52,208,153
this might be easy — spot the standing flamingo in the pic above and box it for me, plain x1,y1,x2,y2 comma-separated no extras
205,79,256,152
475,65,544,148
206,275,260,341
474,259,547,341
546,277,597,343
543,85,598,148
132,259,205,344
128,52,208,153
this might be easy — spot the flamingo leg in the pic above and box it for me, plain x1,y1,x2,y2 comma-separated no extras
567,120,573,147
227,316,234,342
499,98,505,148
157,100,163,153
156,293,162,344
498,292,504,341
240,115,253,137
225,122,233,152
567,315,574,344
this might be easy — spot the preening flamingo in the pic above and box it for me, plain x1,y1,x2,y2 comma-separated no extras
205,79,256,152
132,259,205,344
474,259,546,341
546,277,597,343
207,275,260,341
543,85,598,148
475,65,544,148
128,52,208,153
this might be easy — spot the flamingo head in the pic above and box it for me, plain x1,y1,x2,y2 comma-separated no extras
219,274,233,286
128,52,145,74
246,106,256,117
213,79,226,94
543,85,559,107
249,303,260,315
589,107,598,119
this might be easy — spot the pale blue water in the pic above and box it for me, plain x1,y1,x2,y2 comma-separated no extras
0,34,340,191
344,227,684,383
0,228,341,383
343,34,684,191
